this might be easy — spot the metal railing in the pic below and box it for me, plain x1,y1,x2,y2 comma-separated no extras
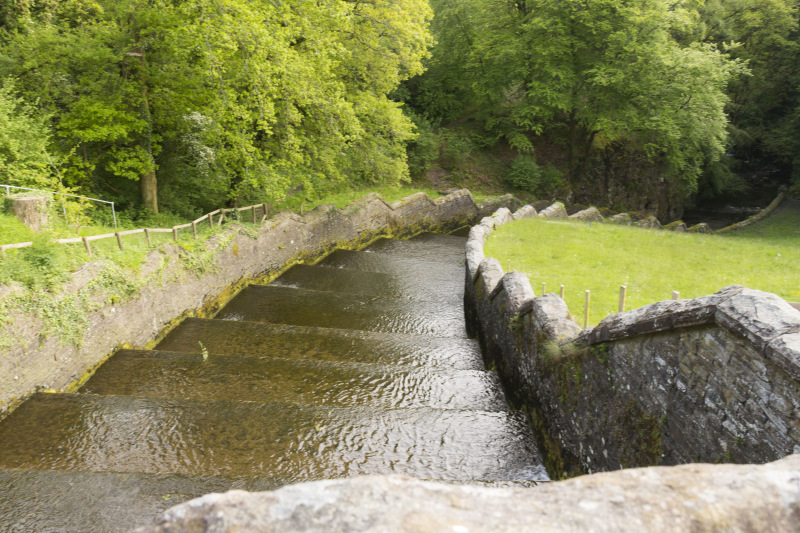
2,184,117,228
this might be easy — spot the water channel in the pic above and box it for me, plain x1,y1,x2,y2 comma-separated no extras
0,232,547,531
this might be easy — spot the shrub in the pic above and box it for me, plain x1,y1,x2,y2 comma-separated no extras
505,155,563,197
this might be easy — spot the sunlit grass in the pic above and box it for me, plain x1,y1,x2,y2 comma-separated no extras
484,209,800,327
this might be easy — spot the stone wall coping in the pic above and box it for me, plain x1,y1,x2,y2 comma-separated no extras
467,202,800,380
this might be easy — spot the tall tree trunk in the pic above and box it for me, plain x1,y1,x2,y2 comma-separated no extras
141,166,157,214
136,50,158,214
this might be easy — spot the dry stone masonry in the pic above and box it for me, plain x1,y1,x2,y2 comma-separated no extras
465,202,800,476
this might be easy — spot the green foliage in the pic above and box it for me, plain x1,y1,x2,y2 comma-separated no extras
470,0,745,193
0,78,60,190
504,155,563,197
0,0,433,215
0,233,70,290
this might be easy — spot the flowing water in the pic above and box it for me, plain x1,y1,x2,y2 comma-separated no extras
0,232,547,531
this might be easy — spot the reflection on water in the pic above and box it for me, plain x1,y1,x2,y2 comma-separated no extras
0,232,548,532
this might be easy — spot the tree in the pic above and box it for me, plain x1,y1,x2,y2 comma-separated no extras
0,77,59,190
0,0,434,216
469,0,745,198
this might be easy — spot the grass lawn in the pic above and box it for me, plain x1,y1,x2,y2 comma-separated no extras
483,201,800,327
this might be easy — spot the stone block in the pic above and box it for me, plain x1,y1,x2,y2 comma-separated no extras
529,294,581,341
492,207,514,225
568,207,604,223
538,202,568,219
467,225,488,247
765,333,800,382
635,215,662,229
664,221,688,232
608,213,632,225
497,272,534,315
716,288,800,353
465,240,485,281
140,456,800,533
688,223,712,233
512,205,538,220
478,258,504,297
11,196,49,232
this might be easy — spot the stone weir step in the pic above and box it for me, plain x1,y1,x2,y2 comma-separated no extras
0,394,546,483
270,263,463,305
362,233,467,264
80,349,509,411
155,318,484,370
316,248,464,282
215,285,468,338
0,468,287,533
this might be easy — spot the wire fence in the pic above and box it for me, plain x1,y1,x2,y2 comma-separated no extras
1,202,270,258
2,184,118,229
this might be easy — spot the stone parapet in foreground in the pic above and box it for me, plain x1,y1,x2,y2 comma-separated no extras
137,455,800,532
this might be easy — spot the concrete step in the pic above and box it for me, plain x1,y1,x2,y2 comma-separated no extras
270,263,462,304
155,318,483,370
0,394,546,482
81,350,509,411
0,468,285,533
216,285,468,338
362,233,466,264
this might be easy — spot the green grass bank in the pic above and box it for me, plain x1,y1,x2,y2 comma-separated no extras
484,201,800,327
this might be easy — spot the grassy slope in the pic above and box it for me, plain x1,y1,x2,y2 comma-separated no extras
0,185,474,289
484,201,800,327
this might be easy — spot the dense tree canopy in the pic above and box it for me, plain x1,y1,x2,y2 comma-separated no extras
0,0,797,221
0,0,432,216
404,0,799,213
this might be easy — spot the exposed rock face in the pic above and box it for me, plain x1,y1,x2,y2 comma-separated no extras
10,195,48,232
138,455,800,533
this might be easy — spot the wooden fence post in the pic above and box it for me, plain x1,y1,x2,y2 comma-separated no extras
82,236,92,257
619,285,627,313
208,213,214,229
584,290,591,329
144,228,151,247
172,227,178,241
192,221,197,238
251,206,256,224
115,232,124,251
